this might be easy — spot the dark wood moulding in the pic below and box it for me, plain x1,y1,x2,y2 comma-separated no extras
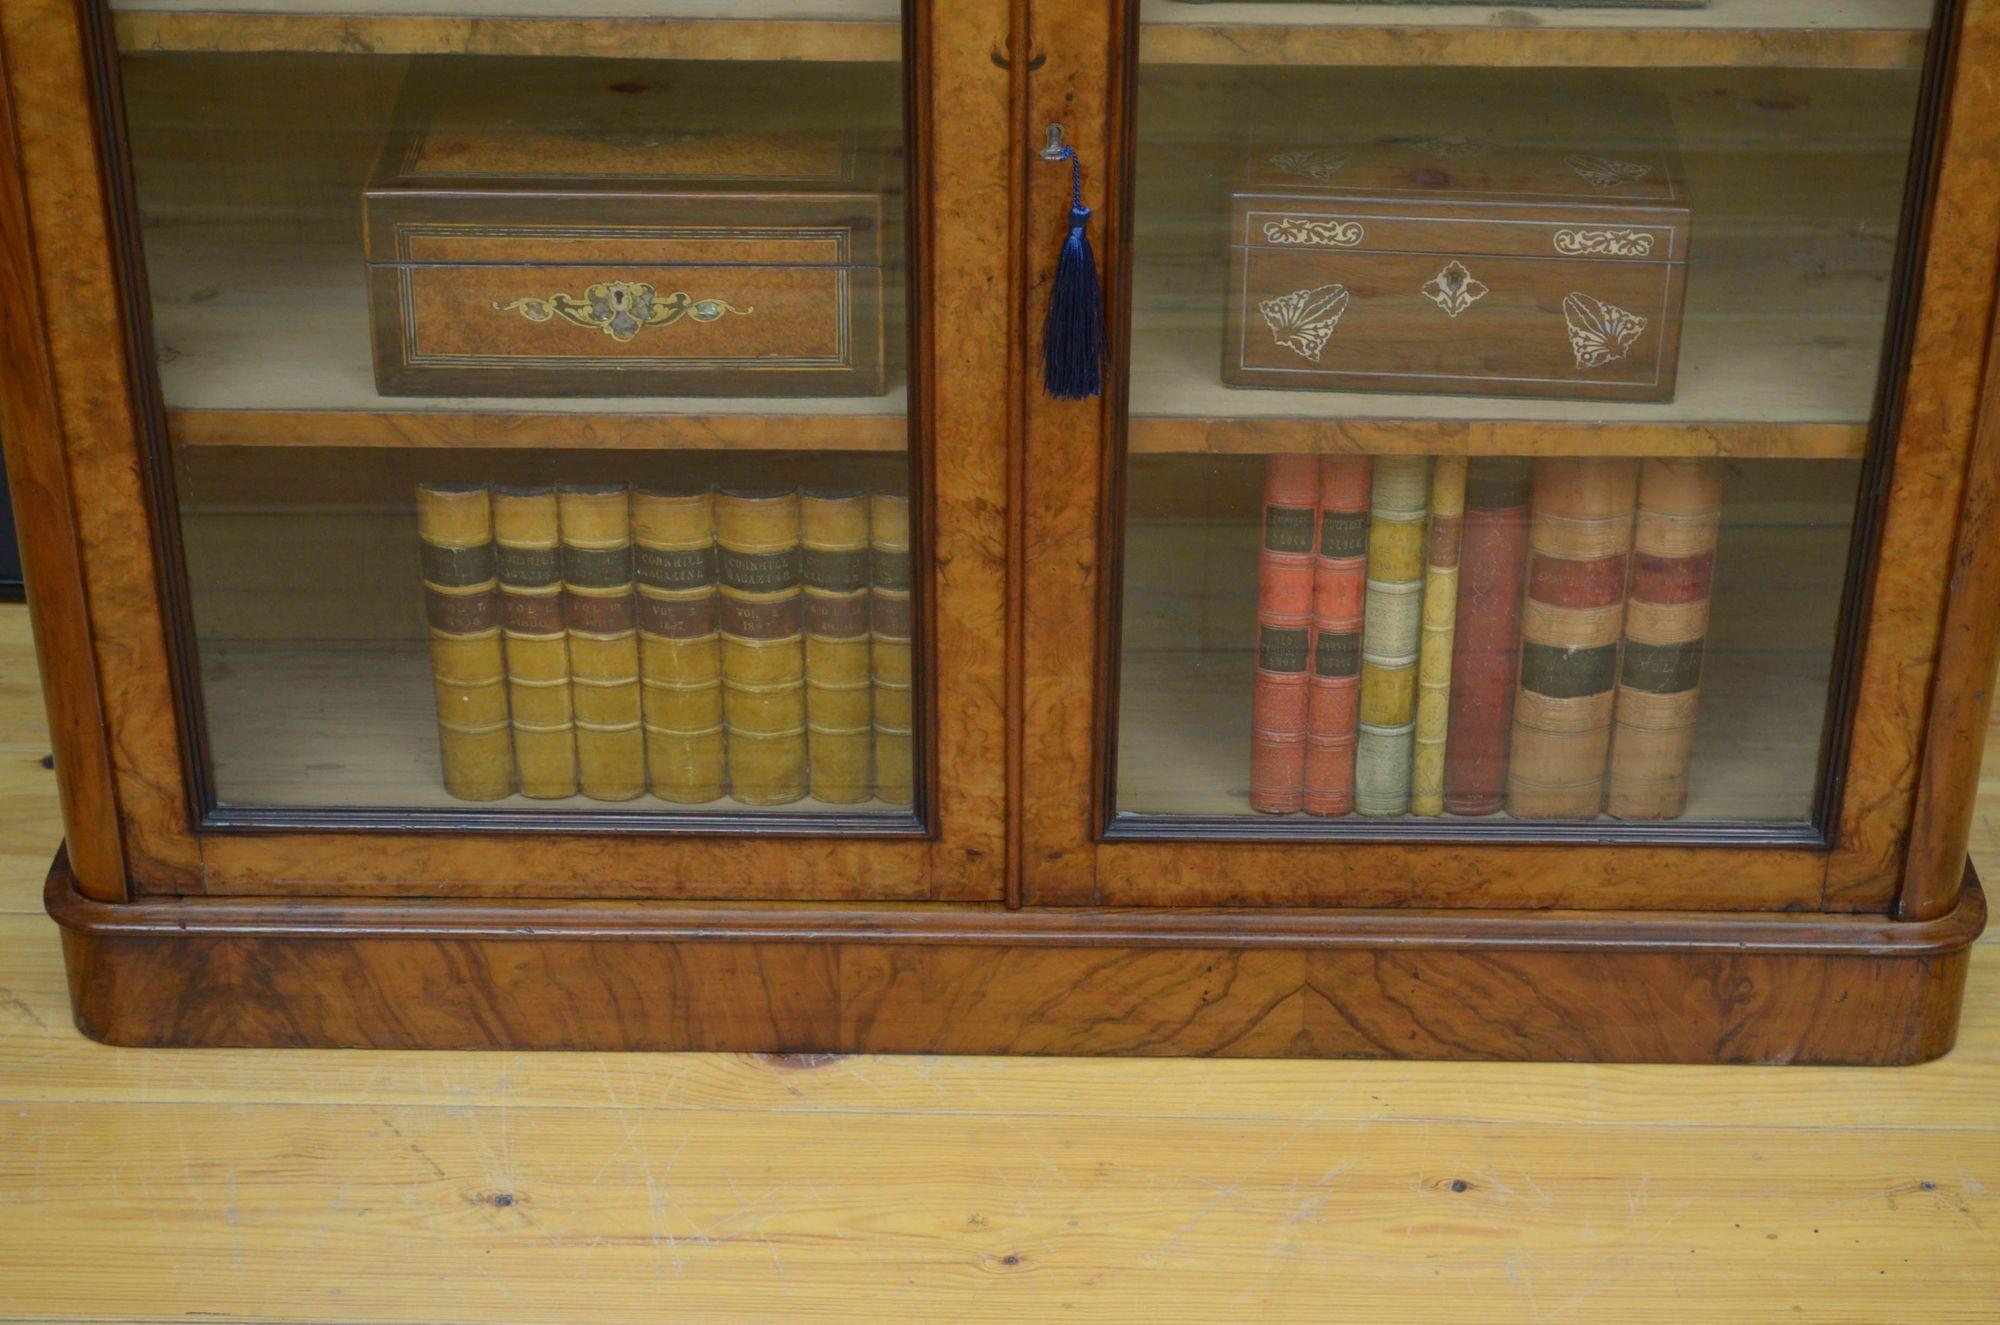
47,850,1984,1064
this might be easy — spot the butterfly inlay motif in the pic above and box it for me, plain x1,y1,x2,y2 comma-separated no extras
1267,149,1351,182
1258,284,1351,362
1563,292,1648,368
1565,154,1654,189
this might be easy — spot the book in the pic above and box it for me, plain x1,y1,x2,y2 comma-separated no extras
416,482,514,801
803,491,875,804
1507,457,1640,819
1410,456,1468,816
1607,458,1723,820
869,492,914,807
1354,456,1431,816
1249,454,1319,814
491,486,577,799
1303,455,1370,816
717,489,808,806
633,487,726,804
559,484,646,801
1443,458,1533,816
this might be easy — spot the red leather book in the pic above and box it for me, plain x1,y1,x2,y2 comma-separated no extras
1303,455,1371,816
1249,454,1319,813
1442,458,1532,815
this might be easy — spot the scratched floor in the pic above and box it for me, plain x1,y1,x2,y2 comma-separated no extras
1,605,1996,1322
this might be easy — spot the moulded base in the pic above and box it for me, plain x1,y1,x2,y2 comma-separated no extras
45,850,1985,1064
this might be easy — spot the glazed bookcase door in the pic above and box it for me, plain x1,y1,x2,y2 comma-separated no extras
0,0,1011,900
1021,0,2000,909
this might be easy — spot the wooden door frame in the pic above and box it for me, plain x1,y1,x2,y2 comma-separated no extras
0,0,1017,902
1018,0,2000,912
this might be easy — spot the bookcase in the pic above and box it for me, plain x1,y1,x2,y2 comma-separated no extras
5,0,1997,1062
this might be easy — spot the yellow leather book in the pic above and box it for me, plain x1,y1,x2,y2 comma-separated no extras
716,489,807,806
416,482,514,801
802,491,874,804
1354,456,1431,816
492,486,578,799
633,487,726,804
869,491,913,807
559,484,645,801
1410,457,1467,816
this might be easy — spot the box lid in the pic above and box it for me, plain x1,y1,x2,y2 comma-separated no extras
1234,133,1689,264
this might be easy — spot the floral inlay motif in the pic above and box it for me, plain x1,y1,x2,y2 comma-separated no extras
1261,217,1365,248
494,281,752,342
1421,260,1489,319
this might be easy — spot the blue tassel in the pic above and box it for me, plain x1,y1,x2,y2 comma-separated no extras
1041,147,1105,400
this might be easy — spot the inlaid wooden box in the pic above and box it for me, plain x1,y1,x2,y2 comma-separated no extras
364,124,890,398
1224,135,1690,401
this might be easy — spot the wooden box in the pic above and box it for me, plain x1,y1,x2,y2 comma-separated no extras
364,125,890,398
1223,135,1689,401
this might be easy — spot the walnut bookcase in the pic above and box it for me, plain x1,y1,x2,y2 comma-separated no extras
5,0,1996,1061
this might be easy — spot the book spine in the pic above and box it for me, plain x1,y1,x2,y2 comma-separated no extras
1443,458,1533,816
1410,457,1468,816
416,482,514,801
869,492,914,807
491,487,577,799
1303,455,1370,817
1607,459,1723,820
1249,455,1319,814
717,489,808,806
1506,457,1640,819
803,491,875,805
560,484,646,801
633,487,726,804
1354,456,1431,816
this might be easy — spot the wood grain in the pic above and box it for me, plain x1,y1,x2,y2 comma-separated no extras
0,19,125,900
1136,0,1932,70
1900,226,2000,918
0,0,201,887
113,1,904,63
44,852,1982,1062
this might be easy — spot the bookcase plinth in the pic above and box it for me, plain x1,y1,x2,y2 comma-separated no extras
48,850,1984,1065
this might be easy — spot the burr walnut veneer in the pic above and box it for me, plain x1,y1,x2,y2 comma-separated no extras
3,0,1997,1061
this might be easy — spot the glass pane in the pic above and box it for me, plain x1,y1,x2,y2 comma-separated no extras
113,2,916,817
1112,4,1939,830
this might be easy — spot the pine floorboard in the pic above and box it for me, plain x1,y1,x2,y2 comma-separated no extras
0,602,1995,1321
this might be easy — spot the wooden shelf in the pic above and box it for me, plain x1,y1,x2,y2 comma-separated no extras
1115,647,1828,824
1137,0,1933,71
1128,302,1881,460
112,0,903,62
147,237,908,451
201,639,908,815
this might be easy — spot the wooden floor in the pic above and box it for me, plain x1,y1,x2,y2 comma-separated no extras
1,604,1997,1321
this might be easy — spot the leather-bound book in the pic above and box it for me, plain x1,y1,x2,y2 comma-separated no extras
717,489,808,806
559,484,646,801
1608,458,1723,820
869,492,914,807
1354,456,1431,816
802,491,875,804
1443,458,1533,815
1410,457,1468,816
1249,454,1319,813
492,486,577,799
633,487,725,804
1303,455,1370,816
416,482,513,801
1507,457,1640,819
